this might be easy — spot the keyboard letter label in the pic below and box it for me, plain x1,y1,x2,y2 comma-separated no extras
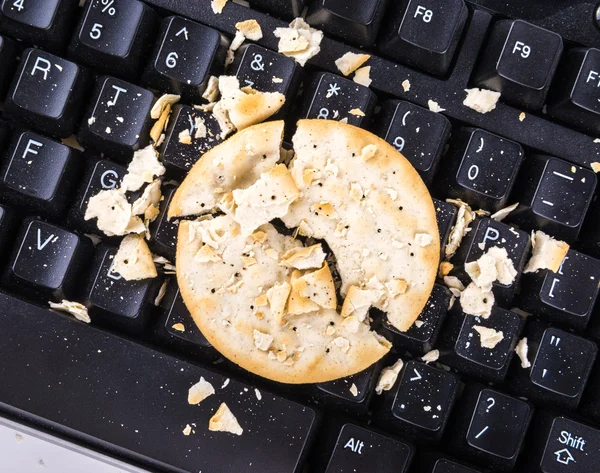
414,6,433,23
343,437,364,454
31,57,51,80
483,227,500,244
22,139,43,160
108,85,127,106
37,229,56,251
586,70,599,86
100,170,119,189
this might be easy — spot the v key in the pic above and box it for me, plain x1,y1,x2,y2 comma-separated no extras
37,228,55,250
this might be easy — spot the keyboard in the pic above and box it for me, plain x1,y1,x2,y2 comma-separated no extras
0,0,599,472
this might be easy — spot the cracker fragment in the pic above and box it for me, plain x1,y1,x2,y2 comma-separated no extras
235,19,263,41
253,329,274,351
132,179,162,217
151,94,180,120
473,326,504,349
172,323,185,332
211,0,228,14
85,189,138,237
349,108,365,117
121,145,166,192
428,100,446,113
188,377,215,405
281,244,326,269
353,66,371,87
460,283,494,318
592,162,600,173
360,143,377,162
524,231,569,273
415,233,433,247
274,18,323,66
266,282,291,323
183,424,192,436
209,403,243,435
178,129,192,145
463,88,500,114
422,349,439,364
341,285,383,322
519,112,526,122
465,246,517,291
402,80,410,92
349,383,359,397
438,261,454,278
335,52,370,76
49,300,91,324
375,358,404,395
445,199,476,257
202,76,220,102
515,337,531,368
490,202,518,222
150,103,171,143
112,234,158,281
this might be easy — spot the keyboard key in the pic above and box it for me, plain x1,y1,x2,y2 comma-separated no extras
534,415,600,473
78,76,155,160
305,0,390,46
430,459,483,473
302,72,376,126
323,423,413,473
4,48,89,138
439,128,524,212
0,292,317,473
473,19,563,110
69,0,158,80
449,386,532,470
440,306,525,383
380,283,451,355
0,204,16,259
509,155,597,240
83,245,162,334
5,218,92,301
519,249,600,331
143,16,228,101
159,104,223,176
0,35,16,94
153,281,216,358
376,360,459,441
433,198,458,255
249,0,305,18
508,324,597,409
378,0,468,76
229,43,301,110
548,48,600,136
452,218,530,306
69,159,128,234
376,100,451,185
315,365,380,413
0,0,77,52
148,185,179,261
0,131,82,219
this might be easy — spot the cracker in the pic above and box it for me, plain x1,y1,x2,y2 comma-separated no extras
335,52,370,76
463,88,500,114
113,234,158,281
209,403,243,435
274,18,323,66
524,230,569,273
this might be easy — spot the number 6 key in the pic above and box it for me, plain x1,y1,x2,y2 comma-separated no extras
69,0,158,80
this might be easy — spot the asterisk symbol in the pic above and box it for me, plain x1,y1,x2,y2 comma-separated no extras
326,83,341,98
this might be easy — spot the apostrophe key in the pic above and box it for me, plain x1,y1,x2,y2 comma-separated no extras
68,159,127,234
69,0,158,80
380,283,451,355
519,249,600,331
305,0,390,46
322,423,414,473
0,0,77,52
82,245,162,334
301,72,376,127
0,131,81,219
451,218,530,307
4,218,92,301
448,385,532,471
158,104,223,177
375,360,460,442
507,323,597,409
473,20,563,110
548,48,600,136
378,0,468,77
78,76,155,160
143,16,229,101
508,155,597,241
438,128,524,212
4,49,89,138
376,100,451,185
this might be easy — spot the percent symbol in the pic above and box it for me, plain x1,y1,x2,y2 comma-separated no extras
101,0,116,16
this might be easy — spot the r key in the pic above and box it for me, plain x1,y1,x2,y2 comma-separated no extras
474,20,563,110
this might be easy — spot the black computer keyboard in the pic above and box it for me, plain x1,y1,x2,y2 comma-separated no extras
0,0,599,472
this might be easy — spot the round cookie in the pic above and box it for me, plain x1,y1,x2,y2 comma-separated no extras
170,119,439,383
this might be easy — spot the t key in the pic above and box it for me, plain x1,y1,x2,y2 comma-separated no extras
143,16,228,101
5,218,92,301
378,0,468,76
520,249,600,331
4,48,89,138
324,423,414,473
305,0,390,46
0,0,77,52
0,131,81,219
452,218,530,306
509,155,597,240
83,245,162,334
376,100,451,185
474,20,563,110
302,72,376,127
69,0,158,80
440,128,524,212
69,159,127,234
78,76,155,160
548,48,600,136
451,387,532,470
377,360,460,441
